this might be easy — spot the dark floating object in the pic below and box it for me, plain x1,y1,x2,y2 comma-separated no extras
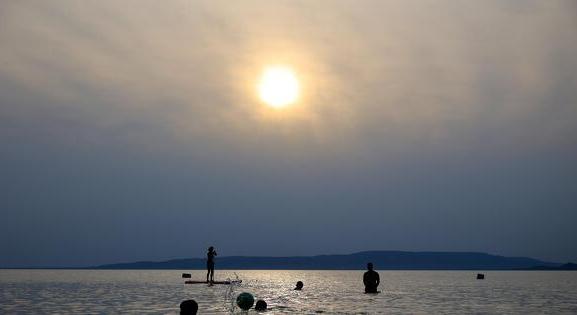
182,273,191,278
236,292,255,311
294,280,304,290
179,299,198,314
477,273,485,280
255,299,267,311
185,280,242,285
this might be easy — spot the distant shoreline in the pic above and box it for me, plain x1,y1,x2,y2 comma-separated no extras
2,267,576,271
3,250,575,271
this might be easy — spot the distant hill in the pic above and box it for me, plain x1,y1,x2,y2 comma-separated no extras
92,251,562,270
522,263,577,271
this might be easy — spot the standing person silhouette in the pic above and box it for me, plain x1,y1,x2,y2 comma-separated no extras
206,246,217,284
363,262,380,293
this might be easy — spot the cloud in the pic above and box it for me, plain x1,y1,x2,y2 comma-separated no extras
0,0,576,265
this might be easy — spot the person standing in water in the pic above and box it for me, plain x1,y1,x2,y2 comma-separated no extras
206,246,217,283
363,262,380,293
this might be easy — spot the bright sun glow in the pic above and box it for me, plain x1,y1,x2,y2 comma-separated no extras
258,66,300,108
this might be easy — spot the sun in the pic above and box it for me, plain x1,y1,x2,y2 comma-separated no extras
258,66,300,108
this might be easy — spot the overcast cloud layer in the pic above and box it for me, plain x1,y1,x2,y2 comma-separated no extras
1,0,576,266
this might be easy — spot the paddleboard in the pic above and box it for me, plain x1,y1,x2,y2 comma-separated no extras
184,280,242,285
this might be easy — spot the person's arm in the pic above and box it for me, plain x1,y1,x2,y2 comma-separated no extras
363,273,368,286
376,273,380,286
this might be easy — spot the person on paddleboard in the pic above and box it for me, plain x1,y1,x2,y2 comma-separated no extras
206,246,217,283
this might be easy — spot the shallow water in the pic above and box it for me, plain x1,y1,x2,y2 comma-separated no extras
1,270,576,314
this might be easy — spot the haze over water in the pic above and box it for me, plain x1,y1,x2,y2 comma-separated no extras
1,0,577,268
1,270,576,314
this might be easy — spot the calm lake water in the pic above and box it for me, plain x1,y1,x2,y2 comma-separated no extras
1,270,576,314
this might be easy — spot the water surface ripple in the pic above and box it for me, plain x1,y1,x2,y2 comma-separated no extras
1,270,576,314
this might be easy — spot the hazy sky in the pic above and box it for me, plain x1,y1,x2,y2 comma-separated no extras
1,0,576,267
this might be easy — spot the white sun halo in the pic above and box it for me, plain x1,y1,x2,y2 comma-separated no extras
258,66,299,108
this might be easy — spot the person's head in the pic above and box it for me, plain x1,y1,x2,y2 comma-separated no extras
180,299,198,315
295,281,304,290
208,246,214,252
367,263,374,271
255,299,267,311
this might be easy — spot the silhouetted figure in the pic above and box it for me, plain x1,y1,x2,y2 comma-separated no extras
206,246,217,283
294,281,304,290
363,263,380,293
477,273,485,280
180,299,198,315
255,299,268,311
